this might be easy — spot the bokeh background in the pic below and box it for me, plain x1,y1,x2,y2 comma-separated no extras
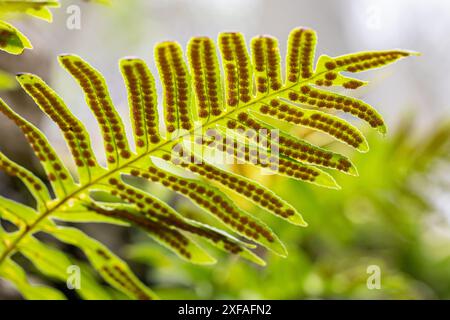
0,0,449,299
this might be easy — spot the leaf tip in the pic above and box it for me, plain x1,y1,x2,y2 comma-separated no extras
357,139,370,153
346,163,359,177
287,212,308,227
377,124,388,135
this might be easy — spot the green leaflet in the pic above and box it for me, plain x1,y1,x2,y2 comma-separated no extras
86,186,265,265
48,226,158,300
0,20,32,54
172,155,307,226
0,1,60,22
0,259,66,300
0,1,60,54
86,201,218,265
254,100,369,152
18,236,113,300
0,196,44,231
0,27,415,300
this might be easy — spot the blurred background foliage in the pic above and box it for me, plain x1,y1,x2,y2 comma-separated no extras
0,0,449,299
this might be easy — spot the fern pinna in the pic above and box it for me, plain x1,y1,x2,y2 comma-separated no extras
0,27,415,299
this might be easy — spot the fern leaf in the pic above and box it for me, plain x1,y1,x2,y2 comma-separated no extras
128,163,286,256
48,226,158,300
255,99,369,152
88,184,265,265
225,114,358,175
281,85,387,135
196,127,339,188
0,1,59,22
286,27,317,83
0,98,77,196
0,1,60,54
0,152,50,209
251,35,282,96
58,55,133,167
0,20,32,54
0,259,65,300
120,58,162,150
16,73,102,183
155,42,194,135
17,236,112,299
175,157,307,226
0,27,415,299
187,37,224,120
219,32,253,107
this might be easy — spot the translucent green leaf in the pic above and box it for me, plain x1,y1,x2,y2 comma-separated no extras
49,226,158,300
0,97,77,197
0,196,39,228
86,201,217,265
0,1,60,22
0,70,16,90
0,20,31,54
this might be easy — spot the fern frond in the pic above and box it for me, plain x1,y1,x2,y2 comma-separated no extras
0,27,415,299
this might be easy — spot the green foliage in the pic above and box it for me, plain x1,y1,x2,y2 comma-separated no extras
0,27,414,299
0,0,59,54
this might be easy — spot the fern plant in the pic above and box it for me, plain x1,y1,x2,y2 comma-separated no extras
0,27,415,299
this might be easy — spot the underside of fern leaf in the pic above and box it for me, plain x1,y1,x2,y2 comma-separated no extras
0,27,415,299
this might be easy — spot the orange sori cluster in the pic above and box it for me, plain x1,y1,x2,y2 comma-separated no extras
313,66,363,88
20,78,97,168
121,61,160,146
59,57,131,163
260,99,364,149
189,37,222,118
324,50,409,74
295,85,384,129
155,43,192,132
220,33,252,106
143,158,276,244
0,101,70,182
100,264,151,300
227,112,352,172
314,72,335,87
252,36,282,94
108,175,243,254
287,28,315,82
